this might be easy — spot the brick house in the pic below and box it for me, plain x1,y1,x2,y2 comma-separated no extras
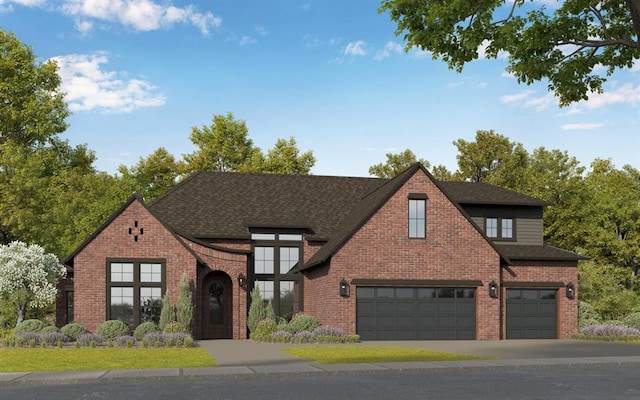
57,163,585,340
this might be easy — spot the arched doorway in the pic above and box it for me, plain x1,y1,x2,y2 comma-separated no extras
202,272,233,339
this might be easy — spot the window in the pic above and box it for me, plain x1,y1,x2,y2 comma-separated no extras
66,291,74,324
251,232,303,318
107,260,164,327
408,195,426,238
485,217,515,240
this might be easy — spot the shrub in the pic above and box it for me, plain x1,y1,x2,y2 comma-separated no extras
114,335,137,348
247,286,266,333
603,320,625,326
14,319,46,334
60,323,87,341
163,321,187,333
16,332,41,346
96,320,130,340
579,318,600,328
159,291,175,331
271,330,293,343
344,334,360,343
580,324,640,337
251,319,278,341
266,300,276,322
142,332,192,347
40,326,60,333
176,273,194,333
40,332,69,346
313,326,346,343
134,322,159,340
578,301,601,323
292,331,315,343
623,312,640,329
0,328,13,339
286,313,319,334
77,333,104,347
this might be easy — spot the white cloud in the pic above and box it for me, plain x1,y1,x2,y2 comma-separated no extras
61,0,221,35
75,19,93,34
239,35,256,46
409,47,431,59
477,39,508,60
374,41,402,61
632,59,640,72
582,83,640,109
255,25,266,36
561,123,604,130
51,52,166,113
501,90,556,111
500,90,535,104
344,40,366,56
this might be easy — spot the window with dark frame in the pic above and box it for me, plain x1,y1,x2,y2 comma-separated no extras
107,260,165,328
485,217,515,240
408,194,427,238
251,233,303,318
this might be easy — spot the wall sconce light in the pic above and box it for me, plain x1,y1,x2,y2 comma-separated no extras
339,278,350,297
237,273,246,288
488,280,499,298
566,282,575,299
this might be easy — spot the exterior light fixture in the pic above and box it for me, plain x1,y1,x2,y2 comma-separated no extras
339,278,350,297
237,273,246,288
566,282,575,299
488,280,499,298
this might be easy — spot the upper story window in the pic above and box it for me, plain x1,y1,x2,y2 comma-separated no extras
251,232,303,318
408,194,427,238
107,260,165,328
485,217,514,240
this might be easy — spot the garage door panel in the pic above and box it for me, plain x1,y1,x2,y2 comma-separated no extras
357,287,476,340
506,289,557,339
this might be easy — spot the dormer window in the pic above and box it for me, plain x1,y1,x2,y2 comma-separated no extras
485,217,514,240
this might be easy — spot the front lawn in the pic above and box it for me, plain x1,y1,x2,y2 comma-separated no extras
0,348,216,372
283,346,487,364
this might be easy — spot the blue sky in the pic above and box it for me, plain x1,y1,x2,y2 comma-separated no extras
2,0,638,177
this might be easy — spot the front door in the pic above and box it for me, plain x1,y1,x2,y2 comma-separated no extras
202,273,232,339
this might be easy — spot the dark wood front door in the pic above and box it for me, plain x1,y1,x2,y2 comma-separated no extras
203,274,232,339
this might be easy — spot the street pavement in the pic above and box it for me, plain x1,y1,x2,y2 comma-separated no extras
2,339,640,386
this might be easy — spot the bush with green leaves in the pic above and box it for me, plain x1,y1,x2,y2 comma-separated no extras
14,319,46,334
285,313,319,334
77,333,104,347
250,319,278,341
163,321,187,333
134,322,159,340
623,312,640,329
579,301,601,324
176,273,194,333
159,291,175,330
247,286,266,333
60,323,87,341
40,325,59,333
114,335,137,348
96,320,130,340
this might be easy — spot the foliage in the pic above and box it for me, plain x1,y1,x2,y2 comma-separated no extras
77,333,105,347
13,319,46,334
285,313,320,334
0,348,214,372
117,147,180,203
250,319,278,341
176,272,194,333
623,313,640,330
158,290,175,331
162,321,187,333
60,323,87,341
578,261,640,320
379,0,640,106
133,322,159,341
265,300,276,322
578,301,601,325
580,324,640,338
368,149,431,179
114,335,137,348
96,320,130,340
0,241,66,325
40,325,60,333
142,332,194,347
247,286,267,333
262,137,316,175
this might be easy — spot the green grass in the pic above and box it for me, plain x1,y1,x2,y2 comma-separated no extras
0,348,216,372
283,346,487,364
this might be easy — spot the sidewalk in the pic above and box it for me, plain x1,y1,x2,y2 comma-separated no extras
2,340,640,386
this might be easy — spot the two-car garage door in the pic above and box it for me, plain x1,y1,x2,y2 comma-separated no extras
356,286,558,340
356,287,476,340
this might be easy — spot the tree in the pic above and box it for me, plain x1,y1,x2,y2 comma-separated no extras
0,30,69,147
369,149,430,178
182,112,262,174
176,272,194,333
158,290,175,330
247,286,266,333
262,137,316,175
0,241,66,326
379,0,640,105
118,147,180,203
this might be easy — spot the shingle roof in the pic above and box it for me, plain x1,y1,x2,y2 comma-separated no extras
439,182,549,206
496,245,588,261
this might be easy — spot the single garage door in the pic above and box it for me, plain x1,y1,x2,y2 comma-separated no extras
506,289,557,339
356,287,476,340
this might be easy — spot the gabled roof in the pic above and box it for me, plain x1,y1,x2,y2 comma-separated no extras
439,182,549,206
496,245,588,261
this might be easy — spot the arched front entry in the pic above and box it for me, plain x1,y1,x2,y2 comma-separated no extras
202,271,233,339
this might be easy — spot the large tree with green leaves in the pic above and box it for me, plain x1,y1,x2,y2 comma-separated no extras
118,147,180,203
263,137,316,175
379,0,640,105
